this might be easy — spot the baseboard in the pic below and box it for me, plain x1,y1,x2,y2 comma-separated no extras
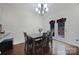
13,41,24,45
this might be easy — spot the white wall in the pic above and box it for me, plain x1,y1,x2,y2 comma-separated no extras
1,3,79,47
0,3,43,44
42,3,79,47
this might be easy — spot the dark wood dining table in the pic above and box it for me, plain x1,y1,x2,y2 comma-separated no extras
29,33,43,54
29,33,53,54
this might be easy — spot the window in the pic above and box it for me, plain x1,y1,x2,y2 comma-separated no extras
49,18,66,38
57,18,66,38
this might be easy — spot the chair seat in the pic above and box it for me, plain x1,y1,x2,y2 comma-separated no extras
35,39,42,43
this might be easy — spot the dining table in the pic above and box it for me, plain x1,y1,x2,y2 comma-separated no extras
29,33,43,54
28,32,53,54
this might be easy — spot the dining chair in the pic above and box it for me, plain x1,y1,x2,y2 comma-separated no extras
23,32,33,54
32,36,43,54
46,31,53,54
41,33,50,54
23,32,27,51
47,31,53,48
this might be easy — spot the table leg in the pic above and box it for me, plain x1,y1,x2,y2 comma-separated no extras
50,39,53,54
33,39,35,54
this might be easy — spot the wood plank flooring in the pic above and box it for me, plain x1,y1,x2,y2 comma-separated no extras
1,40,79,55
2,43,25,55
53,40,79,55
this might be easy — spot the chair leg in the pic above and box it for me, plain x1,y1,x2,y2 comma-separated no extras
51,39,52,48
24,43,27,54
41,42,44,55
50,39,53,54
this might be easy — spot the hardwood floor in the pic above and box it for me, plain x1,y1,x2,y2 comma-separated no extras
2,43,25,55
53,40,79,55
1,40,79,55
2,43,52,55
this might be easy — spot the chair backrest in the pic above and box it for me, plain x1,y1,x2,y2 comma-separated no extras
23,32,33,44
43,33,47,37
42,33,48,41
47,31,52,40
24,32,28,41
27,36,33,44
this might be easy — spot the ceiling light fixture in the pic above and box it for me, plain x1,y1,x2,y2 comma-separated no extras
35,3,48,16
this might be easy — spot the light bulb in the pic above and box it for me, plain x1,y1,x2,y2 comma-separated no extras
38,3,41,8
38,11,40,14
42,11,44,14
45,8,48,11
44,4,47,8
35,8,38,12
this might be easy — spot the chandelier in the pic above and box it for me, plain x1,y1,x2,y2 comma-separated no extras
35,3,48,15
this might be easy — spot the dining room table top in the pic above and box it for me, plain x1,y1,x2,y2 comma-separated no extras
29,33,43,41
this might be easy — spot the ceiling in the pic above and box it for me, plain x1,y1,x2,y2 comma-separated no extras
0,3,79,16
